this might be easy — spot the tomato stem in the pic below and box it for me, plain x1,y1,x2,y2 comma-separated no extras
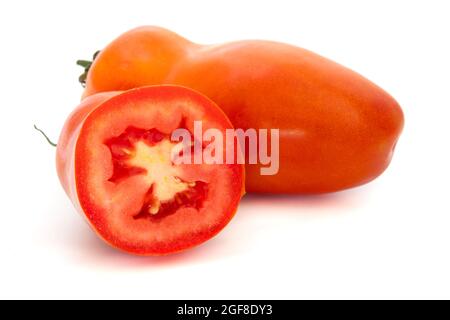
34,125,57,147
77,50,100,87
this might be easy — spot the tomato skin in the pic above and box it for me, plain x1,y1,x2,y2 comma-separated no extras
57,92,119,198
83,27,404,193
57,86,245,255
82,27,193,99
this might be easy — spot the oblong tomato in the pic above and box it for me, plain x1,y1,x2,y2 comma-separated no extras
82,26,404,194
57,85,245,255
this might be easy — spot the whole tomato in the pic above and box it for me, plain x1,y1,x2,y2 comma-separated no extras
82,26,404,194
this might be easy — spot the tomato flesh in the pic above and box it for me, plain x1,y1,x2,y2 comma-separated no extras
133,181,208,221
105,126,208,220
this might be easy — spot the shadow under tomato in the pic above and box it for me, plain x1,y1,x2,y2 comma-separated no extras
47,200,242,268
71,226,239,268
240,184,372,213
51,184,372,268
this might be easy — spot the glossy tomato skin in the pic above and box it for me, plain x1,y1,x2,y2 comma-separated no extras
83,27,404,194
58,86,245,255
82,27,193,99
57,92,119,198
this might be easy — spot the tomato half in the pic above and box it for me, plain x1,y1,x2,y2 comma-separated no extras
57,86,245,255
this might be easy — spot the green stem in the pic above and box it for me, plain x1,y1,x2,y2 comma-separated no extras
34,125,57,147
77,50,100,87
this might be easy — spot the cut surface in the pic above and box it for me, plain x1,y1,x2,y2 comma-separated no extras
129,140,190,205
74,86,244,255
105,126,207,219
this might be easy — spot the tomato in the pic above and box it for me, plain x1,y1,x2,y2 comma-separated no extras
82,26,404,194
57,85,245,255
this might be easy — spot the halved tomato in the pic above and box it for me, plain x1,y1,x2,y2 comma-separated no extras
57,86,245,255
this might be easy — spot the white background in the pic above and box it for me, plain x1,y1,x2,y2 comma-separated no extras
0,0,449,299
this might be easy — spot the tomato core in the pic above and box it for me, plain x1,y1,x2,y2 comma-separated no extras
105,126,208,220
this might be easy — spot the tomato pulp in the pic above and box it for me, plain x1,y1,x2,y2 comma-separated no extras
57,86,245,255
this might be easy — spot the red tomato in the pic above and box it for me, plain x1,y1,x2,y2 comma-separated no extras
82,26,404,194
57,86,245,255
